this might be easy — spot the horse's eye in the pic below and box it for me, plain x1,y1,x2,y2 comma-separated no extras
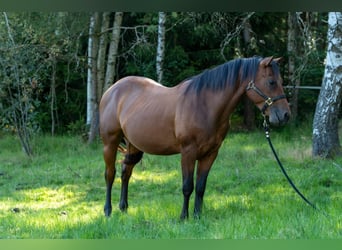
268,80,277,86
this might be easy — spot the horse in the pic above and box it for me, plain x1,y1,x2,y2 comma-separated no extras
99,56,291,219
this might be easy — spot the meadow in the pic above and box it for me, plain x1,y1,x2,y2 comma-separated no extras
0,124,341,239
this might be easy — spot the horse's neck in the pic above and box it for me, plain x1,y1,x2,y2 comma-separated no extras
212,82,246,119
193,83,246,140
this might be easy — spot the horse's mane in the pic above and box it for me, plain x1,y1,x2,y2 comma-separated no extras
184,56,279,95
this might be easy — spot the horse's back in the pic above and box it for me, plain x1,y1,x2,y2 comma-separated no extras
101,76,162,101
99,76,181,154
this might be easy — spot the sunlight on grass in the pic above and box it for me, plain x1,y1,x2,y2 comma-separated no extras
0,132,341,239
131,169,179,185
256,184,289,196
0,187,76,212
207,193,254,211
19,186,78,209
242,145,257,152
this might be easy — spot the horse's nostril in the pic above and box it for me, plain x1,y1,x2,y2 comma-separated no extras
284,112,290,122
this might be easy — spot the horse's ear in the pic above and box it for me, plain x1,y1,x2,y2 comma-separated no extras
273,57,283,64
260,56,274,67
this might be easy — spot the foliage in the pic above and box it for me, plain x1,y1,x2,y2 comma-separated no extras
0,126,341,238
0,12,50,155
0,12,332,138
0,12,88,142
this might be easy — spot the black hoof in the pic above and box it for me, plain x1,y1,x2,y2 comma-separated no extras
119,201,128,212
104,205,112,217
180,212,189,220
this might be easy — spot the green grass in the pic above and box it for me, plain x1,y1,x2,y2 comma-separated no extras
0,126,341,239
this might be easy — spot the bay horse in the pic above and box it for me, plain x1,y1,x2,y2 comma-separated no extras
99,56,291,219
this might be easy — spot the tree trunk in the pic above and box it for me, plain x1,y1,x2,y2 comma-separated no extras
86,12,100,125
312,12,342,158
50,59,57,136
242,19,256,130
87,12,101,143
156,12,166,83
287,12,301,122
96,12,110,102
104,12,123,91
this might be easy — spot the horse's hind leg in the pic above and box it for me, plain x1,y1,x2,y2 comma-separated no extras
103,133,121,217
119,143,144,211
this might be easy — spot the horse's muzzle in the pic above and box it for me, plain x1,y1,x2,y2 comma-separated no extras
269,108,290,126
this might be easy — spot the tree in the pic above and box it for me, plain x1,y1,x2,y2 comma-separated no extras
104,12,123,91
0,12,53,156
312,12,342,158
87,12,123,143
86,12,100,127
287,12,301,122
242,17,256,130
1,12,89,140
97,12,111,103
156,12,166,83
87,12,101,144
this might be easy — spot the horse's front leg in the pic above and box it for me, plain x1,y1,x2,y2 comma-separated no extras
194,150,218,219
180,147,196,220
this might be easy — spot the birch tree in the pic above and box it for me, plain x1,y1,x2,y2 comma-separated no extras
88,12,123,143
156,12,166,83
312,12,342,158
104,12,123,91
86,12,100,126
87,12,100,143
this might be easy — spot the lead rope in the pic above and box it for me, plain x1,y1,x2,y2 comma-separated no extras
262,116,326,215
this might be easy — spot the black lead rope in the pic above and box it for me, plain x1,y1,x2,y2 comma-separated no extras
263,118,321,212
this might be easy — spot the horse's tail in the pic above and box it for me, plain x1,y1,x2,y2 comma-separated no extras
118,138,144,166
118,138,127,154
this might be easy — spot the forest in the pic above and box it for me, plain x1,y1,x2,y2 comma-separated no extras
0,12,341,240
0,12,339,156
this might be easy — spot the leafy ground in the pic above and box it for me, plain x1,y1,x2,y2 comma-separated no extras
0,125,341,239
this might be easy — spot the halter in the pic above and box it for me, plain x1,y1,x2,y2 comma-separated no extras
246,80,287,114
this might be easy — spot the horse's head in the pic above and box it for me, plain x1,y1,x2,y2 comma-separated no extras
246,56,291,126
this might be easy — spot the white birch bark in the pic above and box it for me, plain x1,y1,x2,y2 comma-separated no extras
87,12,101,143
86,13,96,125
104,12,123,91
312,12,342,158
156,12,166,83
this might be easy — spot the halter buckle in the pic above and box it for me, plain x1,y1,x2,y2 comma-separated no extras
246,81,254,91
265,97,273,106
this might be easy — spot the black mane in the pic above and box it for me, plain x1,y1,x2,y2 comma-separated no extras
184,56,270,95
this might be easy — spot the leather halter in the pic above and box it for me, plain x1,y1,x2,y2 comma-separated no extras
246,80,287,114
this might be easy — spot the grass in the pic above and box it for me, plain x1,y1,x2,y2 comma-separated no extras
0,125,341,239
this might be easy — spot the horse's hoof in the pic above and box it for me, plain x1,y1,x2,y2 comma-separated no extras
119,201,128,212
193,213,201,220
104,206,112,217
180,212,189,221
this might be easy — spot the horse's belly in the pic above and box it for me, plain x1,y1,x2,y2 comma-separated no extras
127,131,180,155
122,116,180,155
